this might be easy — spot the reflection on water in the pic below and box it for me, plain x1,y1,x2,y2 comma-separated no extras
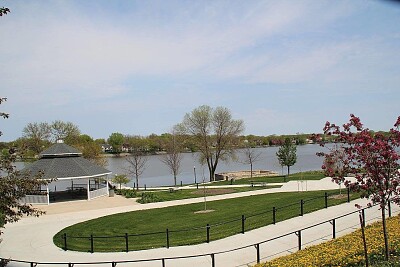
106,144,327,188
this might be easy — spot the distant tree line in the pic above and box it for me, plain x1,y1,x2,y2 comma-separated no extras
0,125,387,160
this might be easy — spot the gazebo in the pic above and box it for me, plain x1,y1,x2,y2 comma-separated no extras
20,141,112,205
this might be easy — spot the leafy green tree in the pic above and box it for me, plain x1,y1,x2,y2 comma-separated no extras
94,138,106,145
22,122,52,153
22,120,80,153
73,135,106,167
112,174,130,190
177,105,244,181
52,120,80,143
276,138,297,182
108,132,124,154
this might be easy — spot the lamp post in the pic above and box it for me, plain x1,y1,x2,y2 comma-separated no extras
194,166,197,184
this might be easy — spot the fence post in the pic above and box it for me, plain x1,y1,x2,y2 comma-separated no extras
332,219,336,239
211,254,215,267
361,209,365,228
68,263,73,267
255,243,260,263
300,200,304,216
145,184,147,190
181,181,183,186
207,224,210,243
196,183,199,189
166,228,170,248
125,233,129,252
347,187,350,203
63,233,67,251
297,230,302,251
324,192,328,208
241,215,246,234
359,211,369,267
162,258,166,267
112,262,117,267
90,234,94,253
273,207,276,224
388,200,392,217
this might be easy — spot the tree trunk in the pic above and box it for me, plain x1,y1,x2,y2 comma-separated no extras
250,163,253,179
382,205,389,261
210,168,215,182
136,176,139,191
174,174,177,186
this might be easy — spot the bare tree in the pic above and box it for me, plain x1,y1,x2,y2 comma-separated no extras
177,105,244,181
240,145,262,179
160,130,183,186
125,136,148,190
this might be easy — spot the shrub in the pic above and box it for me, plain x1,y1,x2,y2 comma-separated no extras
137,192,163,204
115,189,137,198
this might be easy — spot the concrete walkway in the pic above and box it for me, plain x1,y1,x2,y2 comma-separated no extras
1,178,398,267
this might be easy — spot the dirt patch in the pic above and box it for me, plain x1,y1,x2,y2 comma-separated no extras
194,209,215,214
190,188,235,195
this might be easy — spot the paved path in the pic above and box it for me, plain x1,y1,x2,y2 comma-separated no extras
1,178,398,267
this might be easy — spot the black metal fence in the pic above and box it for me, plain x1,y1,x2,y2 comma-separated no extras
59,189,354,253
1,199,397,267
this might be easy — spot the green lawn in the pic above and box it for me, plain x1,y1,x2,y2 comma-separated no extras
208,170,326,186
54,189,358,252
126,185,281,203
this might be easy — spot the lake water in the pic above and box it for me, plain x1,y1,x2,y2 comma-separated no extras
106,144,327,188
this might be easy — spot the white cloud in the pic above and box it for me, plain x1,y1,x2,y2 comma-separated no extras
1,0,399,141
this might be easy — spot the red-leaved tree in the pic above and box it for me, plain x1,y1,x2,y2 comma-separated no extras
314,114,400,261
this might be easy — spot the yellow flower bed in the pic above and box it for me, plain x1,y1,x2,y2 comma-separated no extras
255,215,400,267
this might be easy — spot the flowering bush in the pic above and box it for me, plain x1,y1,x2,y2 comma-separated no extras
255,215,400,267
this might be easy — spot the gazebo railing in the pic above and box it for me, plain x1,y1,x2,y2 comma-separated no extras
89,187,108,200
20,194,48,205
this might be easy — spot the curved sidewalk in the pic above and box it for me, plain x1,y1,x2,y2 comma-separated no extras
1,178,398,267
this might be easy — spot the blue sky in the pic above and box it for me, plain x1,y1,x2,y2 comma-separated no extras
1,0,399,141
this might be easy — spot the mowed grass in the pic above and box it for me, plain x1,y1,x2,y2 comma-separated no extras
54,189,359,252
138,185,281,202
209,170,325,186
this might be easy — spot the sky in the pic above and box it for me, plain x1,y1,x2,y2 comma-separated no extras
1,0,400,142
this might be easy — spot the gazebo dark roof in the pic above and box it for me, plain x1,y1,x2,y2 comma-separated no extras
22,143,111,180
40,143,82,157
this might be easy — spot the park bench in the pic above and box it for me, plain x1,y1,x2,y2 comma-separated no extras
250,181,268,187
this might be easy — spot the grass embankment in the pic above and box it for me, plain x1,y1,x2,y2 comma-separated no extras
210,170,325,186
117,171,324,203
117,185,281,203
54,189,359,252
255,215,400,267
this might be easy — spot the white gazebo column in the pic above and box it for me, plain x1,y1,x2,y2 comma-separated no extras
106,176,109,196
46,184,50,205
87,178,91,201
